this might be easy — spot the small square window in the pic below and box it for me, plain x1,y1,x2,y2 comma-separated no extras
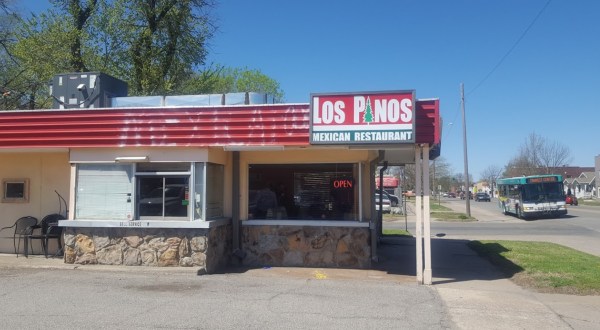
2,178,29,203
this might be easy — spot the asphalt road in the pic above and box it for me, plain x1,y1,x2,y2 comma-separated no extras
386,198,600,256
0,266,450,329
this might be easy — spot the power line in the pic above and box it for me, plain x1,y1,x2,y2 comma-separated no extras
467,0,552,96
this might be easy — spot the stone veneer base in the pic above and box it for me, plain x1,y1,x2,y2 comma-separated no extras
242,225,371,268
63,225,231,273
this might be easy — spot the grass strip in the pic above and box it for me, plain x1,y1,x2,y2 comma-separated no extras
382,228,411,237
430,203,476,221
581,199,600,206
431,211,475,221
468,240,600,295
430,204,452,212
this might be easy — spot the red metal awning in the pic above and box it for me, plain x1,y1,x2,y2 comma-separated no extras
0,100,440,150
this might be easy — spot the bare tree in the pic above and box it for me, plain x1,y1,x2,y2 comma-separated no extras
480,165,503,196
395,157,454,193
0,0,10,12
539,140,571,172
521,133,544,167
504,155,536,177
503,133,572,177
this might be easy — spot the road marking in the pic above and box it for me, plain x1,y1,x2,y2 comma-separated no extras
313,270,328,279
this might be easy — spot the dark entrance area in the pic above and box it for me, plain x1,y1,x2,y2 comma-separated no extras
248,163,357,220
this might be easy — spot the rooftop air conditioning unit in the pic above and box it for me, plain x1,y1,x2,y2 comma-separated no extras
51,72,128,109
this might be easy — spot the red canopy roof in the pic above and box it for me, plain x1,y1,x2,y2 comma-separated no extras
0,100,440,149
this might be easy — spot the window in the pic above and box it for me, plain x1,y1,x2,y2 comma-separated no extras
75,162,224,221
509,185,521,199
136,162,190,220
76,164,133,220
205,163,224,219
248,164,358,220
2,178,29,203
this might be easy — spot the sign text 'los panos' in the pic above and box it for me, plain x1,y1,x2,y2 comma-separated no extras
310,91,415,145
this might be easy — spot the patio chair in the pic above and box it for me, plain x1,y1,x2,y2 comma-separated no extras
27,213,65,258
0,216,38,257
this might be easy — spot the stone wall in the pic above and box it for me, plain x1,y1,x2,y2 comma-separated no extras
63,225,231,273
242,225,371,268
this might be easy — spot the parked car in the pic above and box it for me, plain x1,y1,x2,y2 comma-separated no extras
382,191,399,206
459,191,472,200
566,195,578,206
139,184,187,216
447,192,456,198
475,192,491,202
375,193,391,213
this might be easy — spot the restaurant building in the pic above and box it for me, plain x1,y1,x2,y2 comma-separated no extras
0,73,440,283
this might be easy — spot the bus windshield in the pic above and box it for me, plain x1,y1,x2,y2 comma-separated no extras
521,182,564,203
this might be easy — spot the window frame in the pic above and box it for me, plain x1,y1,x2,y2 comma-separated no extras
74,162,224,222
2,178,29,203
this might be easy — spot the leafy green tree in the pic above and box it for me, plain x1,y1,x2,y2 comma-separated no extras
0,0,26,109
3,1,102,109
208,67,284,102
2,0,284,110
178,64,223,95
50,0,98,72
2,0,97,109
3,10,76,109
118,0,216,95
179,65,285,102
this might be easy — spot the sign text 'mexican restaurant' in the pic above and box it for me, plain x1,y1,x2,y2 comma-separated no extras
309,90,416,145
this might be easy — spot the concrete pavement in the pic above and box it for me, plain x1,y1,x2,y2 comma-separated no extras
1,205,600,329
399,199,600,329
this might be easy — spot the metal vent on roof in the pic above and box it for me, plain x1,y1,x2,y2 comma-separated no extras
110,92,274,108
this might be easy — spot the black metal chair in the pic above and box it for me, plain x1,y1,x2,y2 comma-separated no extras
0,216,38,257
27,213,66,258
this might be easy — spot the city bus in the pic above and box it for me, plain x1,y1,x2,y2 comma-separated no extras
496,174,567,219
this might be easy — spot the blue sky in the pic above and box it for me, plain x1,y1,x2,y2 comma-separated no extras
19,0,600,180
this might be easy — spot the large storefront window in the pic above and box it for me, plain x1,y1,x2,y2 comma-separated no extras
75,162,224,221
136,163,190,220
248,163,357,220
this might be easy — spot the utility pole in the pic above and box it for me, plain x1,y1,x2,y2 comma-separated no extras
461,83,471,217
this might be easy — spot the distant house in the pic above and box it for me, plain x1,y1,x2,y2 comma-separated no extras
474,181,491,195
571,172,596,199
596,155,600,198
556,166,596,199
555,166,594,179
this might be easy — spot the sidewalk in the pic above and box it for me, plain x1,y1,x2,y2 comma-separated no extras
428,238,600,329
386,201,600,329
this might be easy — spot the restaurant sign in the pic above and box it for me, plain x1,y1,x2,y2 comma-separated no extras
310,90,415,145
